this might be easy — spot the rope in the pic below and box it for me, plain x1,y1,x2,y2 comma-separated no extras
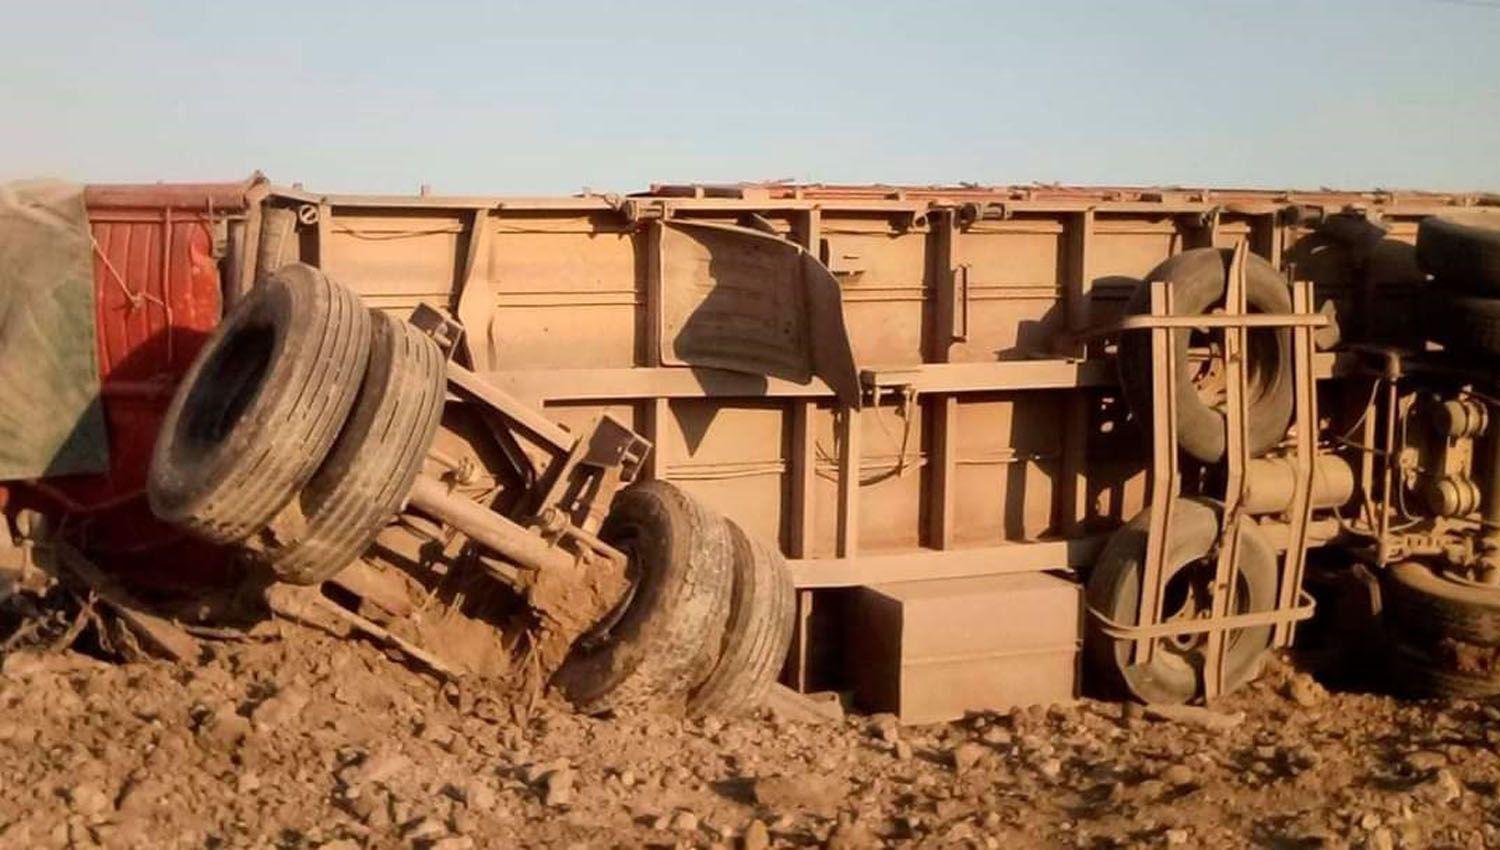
90,235,167,311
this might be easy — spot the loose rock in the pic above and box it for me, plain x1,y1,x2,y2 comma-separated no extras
1161,764,1194,786
743,819,771,850
950,742,987,774
0,594,1490,849
752,773,845,817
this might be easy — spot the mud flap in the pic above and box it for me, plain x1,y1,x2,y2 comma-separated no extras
658,220,860,408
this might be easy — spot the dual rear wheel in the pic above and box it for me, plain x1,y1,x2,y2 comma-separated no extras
150,263,794,715
553,480,796,716
148,263,446,586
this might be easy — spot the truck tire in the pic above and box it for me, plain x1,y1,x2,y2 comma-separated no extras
688,520,796,717
1084,498,1278,704
554,481,734,715
149,264,371,544
1388,638,1500,700
1118,248,1294,463
1425,294,1500,356
1417,215,1500,294
253,311,447,585
1384,560,1500,648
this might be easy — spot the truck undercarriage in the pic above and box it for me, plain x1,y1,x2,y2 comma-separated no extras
5,176,1500,721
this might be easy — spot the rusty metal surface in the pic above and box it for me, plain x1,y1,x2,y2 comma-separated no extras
82,179,256,213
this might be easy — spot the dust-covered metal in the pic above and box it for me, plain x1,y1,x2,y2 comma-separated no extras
13,175,1500,716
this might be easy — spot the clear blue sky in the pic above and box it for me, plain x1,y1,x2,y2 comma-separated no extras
4,0,1497,194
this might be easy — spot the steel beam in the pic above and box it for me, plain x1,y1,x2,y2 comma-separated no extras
446,362,576,455
477,355,1337,405
788,537,1103,589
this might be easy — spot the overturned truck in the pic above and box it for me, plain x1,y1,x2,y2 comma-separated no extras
5,177,1500,720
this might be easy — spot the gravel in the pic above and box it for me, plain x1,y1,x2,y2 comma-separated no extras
1,632,1500,848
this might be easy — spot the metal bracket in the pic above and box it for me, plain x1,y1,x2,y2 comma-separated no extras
1135,279,1180,667
957,201,1011,227
621,199,668,225
409,303,466,360
1273,276,1321,648
1089,588,1317,641
528,414,653,532
1116,243,1324,700
953,264,971,342
408,310,654,553
1201,241,1253,698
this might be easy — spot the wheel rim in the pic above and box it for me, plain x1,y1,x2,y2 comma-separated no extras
1153,555,1254,678
1187,310,1283,415
180,322,276,456
576,526,643,649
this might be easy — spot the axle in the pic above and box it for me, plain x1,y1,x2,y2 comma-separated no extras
405,474,578,575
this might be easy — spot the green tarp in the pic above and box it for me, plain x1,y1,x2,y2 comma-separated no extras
0,180,107,479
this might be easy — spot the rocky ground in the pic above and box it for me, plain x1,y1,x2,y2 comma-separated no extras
0,621,1498,850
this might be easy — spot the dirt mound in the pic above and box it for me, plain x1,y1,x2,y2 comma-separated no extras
2,627,1500,849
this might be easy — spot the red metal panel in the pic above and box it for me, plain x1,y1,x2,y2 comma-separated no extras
48,206,222,509
10,185,247,589
82,180,258,212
